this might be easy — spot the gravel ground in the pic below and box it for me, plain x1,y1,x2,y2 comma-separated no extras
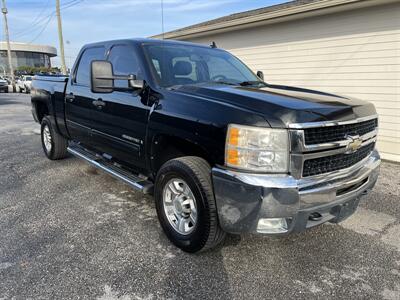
0,93,399,299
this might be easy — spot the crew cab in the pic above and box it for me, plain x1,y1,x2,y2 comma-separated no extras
31,38,380,252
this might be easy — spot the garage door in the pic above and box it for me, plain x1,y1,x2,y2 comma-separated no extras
186,2,400,162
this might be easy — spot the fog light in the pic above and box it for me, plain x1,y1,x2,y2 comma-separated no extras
257,218,288,234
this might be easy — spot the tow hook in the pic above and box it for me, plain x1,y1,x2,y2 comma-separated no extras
309,212,323,221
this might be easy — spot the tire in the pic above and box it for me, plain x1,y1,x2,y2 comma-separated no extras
155,156,226,253
41,116,68,160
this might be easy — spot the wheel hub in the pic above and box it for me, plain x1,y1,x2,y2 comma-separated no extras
173,198,183,214
162,178,198,235
43,125,52,152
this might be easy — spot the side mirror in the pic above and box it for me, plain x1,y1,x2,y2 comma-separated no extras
128,75,144,90
91,60,144,93
91,60,114,93
256,70,264,81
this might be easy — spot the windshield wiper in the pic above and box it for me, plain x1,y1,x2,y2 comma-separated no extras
209,80,237,86
239,81,266,87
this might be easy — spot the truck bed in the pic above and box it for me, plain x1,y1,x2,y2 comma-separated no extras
31,75,69,137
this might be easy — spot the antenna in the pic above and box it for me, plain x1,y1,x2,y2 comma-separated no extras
210,41,217,48
161,0,165,40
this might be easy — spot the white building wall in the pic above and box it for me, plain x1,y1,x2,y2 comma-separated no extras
185,2,400,162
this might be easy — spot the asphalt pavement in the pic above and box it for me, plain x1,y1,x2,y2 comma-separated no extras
0,93,399,299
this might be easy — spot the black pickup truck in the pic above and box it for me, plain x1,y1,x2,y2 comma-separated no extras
31,38,380,252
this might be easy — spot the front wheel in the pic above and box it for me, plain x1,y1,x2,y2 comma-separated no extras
155,156,226,253
41,116,68,160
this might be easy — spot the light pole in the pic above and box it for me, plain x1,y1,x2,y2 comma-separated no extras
1,0,15,91
55,0,67,75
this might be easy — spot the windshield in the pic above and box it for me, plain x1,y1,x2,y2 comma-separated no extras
142,43,261,87
25,76,32,81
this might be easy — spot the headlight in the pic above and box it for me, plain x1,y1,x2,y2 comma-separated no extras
225,124,289,172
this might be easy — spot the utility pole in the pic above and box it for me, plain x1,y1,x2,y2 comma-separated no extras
1,0,15,90
55,0,67,74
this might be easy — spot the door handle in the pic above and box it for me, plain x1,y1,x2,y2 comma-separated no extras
66,93,75,102
92,99,106,109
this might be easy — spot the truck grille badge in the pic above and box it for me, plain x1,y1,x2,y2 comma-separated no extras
345,134,363,154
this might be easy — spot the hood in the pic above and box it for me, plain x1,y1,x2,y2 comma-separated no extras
170,83,376,128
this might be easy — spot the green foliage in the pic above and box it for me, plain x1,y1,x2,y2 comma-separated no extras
15,65,61,75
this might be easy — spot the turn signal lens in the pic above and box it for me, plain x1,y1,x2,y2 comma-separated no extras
227,149,239,165
227,127,239,146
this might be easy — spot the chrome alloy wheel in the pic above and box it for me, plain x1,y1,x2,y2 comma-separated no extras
43,125,52,152
162,178,198,235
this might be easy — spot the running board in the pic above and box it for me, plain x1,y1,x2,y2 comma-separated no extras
67,145,153,194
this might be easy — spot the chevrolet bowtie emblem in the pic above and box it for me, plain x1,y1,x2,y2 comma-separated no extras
345,134,363,153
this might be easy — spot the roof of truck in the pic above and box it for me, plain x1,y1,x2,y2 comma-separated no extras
83,38,213,49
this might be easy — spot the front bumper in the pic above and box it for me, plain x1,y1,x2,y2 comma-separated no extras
212,150,380,234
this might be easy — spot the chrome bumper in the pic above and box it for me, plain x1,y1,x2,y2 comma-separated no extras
212,150,380,234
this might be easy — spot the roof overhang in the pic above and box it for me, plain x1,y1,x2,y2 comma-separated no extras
0,42,57,57
152,0,398,40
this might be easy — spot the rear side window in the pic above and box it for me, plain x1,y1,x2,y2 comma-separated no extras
108,45,139,88
75,46,105,86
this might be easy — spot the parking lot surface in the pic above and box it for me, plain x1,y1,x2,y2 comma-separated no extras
0,93,399,299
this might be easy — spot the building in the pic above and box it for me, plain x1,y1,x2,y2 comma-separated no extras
153,0,400,162
0,42,57,73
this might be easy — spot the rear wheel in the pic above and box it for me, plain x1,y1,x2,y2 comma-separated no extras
41,116,68,160
155,156,225,253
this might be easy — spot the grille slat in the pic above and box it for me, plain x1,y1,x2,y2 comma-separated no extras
304,119,378,145
302,143,375,177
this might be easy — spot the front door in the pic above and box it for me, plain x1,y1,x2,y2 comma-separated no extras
88,44,150,172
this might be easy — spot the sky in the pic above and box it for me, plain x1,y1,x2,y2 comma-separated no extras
2,0,287,68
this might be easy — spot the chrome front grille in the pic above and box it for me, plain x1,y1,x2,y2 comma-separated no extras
302,142,375,177
289,115,378,179
304,119,378,145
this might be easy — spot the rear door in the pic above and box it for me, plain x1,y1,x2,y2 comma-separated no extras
65,46,106,146
88,44,150,171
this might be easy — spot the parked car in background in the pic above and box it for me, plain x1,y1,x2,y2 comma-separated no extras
17,75,33,93
0,78,8,92
31,38,380,253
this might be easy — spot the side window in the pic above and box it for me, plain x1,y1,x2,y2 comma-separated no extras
152,59,161,78
108,45,139,88
75,46,105,86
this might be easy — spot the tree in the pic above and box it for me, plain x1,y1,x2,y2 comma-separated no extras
15,65,62,75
